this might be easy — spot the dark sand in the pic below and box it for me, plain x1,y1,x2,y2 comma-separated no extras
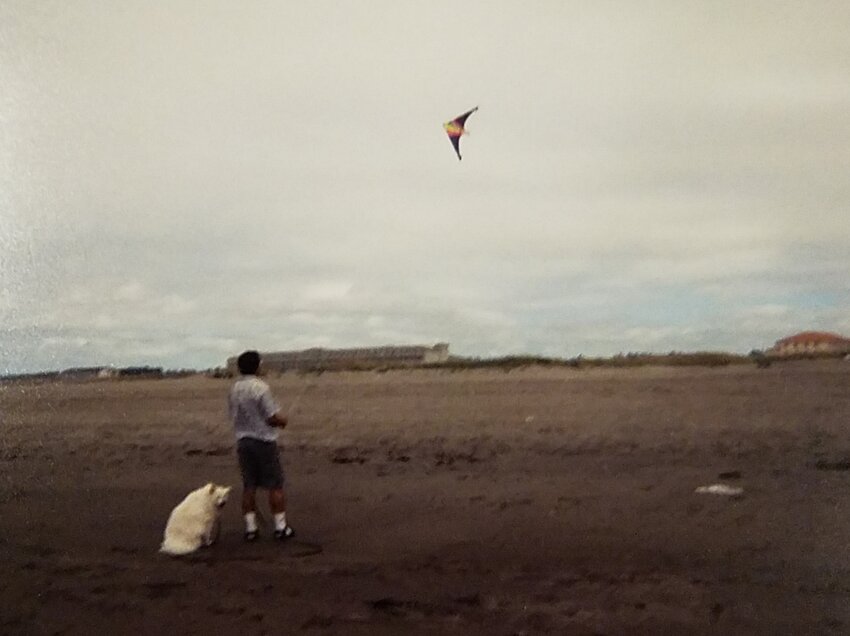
2,360,849,634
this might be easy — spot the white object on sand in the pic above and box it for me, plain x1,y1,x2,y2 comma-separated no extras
695,484,743,496
160,483,231,556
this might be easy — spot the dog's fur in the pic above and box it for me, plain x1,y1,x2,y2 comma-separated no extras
160,483,231,556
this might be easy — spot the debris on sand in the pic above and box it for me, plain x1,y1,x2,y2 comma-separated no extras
695,484,743,497
331,447,369,464
814,459,850,472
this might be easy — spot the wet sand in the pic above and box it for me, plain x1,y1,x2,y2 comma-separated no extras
1,360,849,634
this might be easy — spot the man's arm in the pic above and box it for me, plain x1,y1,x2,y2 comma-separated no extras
266,410,288,429
258,384,287,428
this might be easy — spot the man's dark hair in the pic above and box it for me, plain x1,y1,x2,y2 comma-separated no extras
237,350,261,375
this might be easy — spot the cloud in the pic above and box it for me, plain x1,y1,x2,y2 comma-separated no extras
1,2,849,373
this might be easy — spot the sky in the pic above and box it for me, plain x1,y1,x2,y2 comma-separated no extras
1,1,849,374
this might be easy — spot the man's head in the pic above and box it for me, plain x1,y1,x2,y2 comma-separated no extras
237,350,261,375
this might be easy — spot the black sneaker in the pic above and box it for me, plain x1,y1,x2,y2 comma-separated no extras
273,525,295,541
244,530,259,542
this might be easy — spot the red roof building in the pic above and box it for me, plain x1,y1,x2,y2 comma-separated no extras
769,331,850,356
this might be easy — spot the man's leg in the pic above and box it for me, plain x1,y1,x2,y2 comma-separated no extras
266,442,292,539
270,488,293,539
269,488,285,514
242,487,257,515
242,488,259,539
237,439,261,540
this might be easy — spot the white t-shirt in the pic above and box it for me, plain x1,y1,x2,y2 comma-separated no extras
228,376,281,442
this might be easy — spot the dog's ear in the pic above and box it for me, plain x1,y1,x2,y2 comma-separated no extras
208,483,215,494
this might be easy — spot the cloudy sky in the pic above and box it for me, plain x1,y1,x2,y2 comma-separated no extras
2,1,849,374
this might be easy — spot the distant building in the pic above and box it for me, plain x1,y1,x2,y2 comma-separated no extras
118,366,164,378
768,331,850,357
227,343,450,374
0,371,60,383
58,365,163,380
59,366,116,380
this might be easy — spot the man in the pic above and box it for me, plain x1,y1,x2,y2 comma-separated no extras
228,350,294,541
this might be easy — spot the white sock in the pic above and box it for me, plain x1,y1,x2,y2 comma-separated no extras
274,512,287,531
244,512,258,533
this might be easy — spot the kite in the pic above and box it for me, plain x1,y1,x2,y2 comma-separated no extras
443,106,478,160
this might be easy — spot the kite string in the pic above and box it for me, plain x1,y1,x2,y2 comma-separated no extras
287,380,313,417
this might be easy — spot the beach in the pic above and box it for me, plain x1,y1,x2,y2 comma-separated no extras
2,359,849,634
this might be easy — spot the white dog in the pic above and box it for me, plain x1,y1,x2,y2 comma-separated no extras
160,483,231,556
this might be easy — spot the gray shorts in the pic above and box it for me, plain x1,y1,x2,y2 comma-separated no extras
237,438,284,490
